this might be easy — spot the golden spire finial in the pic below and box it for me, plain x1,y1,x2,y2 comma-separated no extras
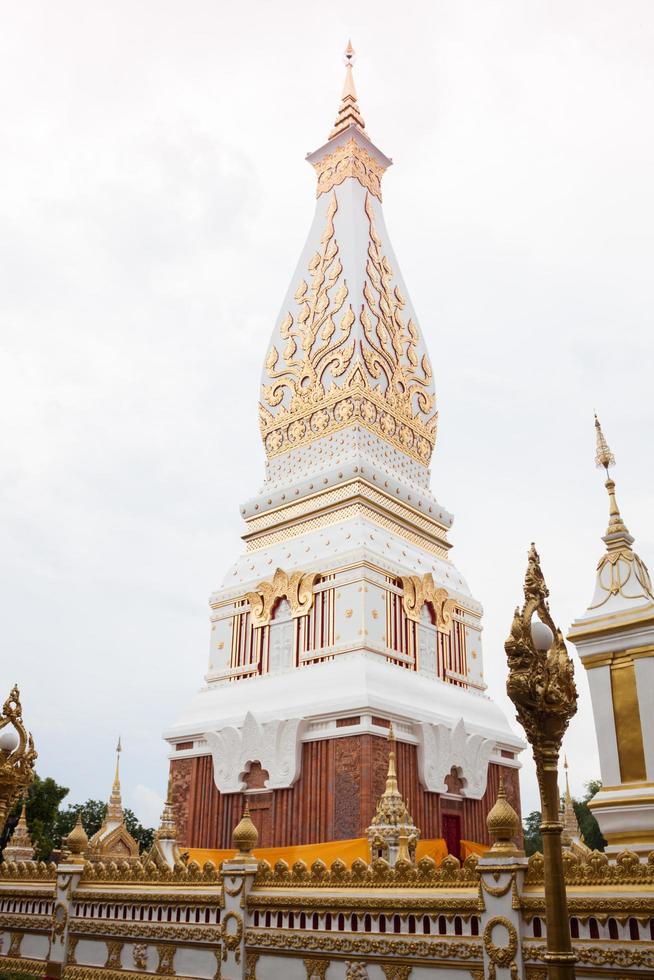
486,774,520,855
232,802,259,858
594,414,631,545
113,736,122,790
384,723,399,796
329,40,366,139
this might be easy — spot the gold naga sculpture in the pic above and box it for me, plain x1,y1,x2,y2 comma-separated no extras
505,544,578,980
0,685,37,833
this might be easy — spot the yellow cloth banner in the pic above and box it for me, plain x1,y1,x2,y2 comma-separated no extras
186,837,452,869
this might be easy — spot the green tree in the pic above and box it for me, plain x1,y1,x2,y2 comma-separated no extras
0,775,69,861
573,779,606,851
522,779,606,856
522,810,543,856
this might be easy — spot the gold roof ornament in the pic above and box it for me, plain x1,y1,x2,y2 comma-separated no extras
329,41,366,139
0,685,37,834
232,803,259,858
486,775,520,856
3,801,35,862
66,812,89,865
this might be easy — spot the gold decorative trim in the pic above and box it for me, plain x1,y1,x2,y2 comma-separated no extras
0,956,46,977
524,941,654,969
63,969,200,980
253,853,480,889
245,929,481,960
245,503,449,558
243,479,450,540
313,138,385,200
245,568,319,627
70,920,221,942
401,574,456,630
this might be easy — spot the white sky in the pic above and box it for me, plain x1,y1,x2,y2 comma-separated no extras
1,0,653,830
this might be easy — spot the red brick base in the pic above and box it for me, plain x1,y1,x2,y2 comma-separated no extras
170,735,521,850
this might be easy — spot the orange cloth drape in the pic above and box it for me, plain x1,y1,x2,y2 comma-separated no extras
186,837,451,869
460,839,489,861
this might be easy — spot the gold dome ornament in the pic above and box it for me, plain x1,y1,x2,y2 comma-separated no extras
66,813,89,865
486,775,521,856
232,803,258,858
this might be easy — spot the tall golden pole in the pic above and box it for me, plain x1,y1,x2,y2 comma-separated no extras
0,685,37,833
505,545,578,980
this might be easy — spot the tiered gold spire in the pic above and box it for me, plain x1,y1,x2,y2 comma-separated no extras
156,772,177,841
560,757,582,847
107,736,123,821
367,725,419,865
329,41,366,138
87,738,139,861
594,414,632,546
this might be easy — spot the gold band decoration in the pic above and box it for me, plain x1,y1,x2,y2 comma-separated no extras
401,574,456,631
0,686,37,833
313,138,386,200
246,568,319,628
259,193,437,466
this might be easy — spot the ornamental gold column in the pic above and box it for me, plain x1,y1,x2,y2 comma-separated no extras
505,545,578,980
0,685,37,833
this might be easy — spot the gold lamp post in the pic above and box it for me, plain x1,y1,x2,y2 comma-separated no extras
0,685,37,834
505,545,578,980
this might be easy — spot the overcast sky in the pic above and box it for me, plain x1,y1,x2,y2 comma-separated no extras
1,0,653,830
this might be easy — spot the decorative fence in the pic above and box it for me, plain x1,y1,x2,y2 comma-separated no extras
1,848,654,979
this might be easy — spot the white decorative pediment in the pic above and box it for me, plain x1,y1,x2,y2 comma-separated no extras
204,711,306,794
416,717,495,799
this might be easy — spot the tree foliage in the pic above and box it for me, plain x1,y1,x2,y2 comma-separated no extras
0,773,154,861
521,777,606,855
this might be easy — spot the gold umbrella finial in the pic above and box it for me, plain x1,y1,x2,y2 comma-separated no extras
594,413,615,473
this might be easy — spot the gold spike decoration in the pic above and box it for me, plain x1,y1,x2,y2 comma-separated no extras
329,41,366,139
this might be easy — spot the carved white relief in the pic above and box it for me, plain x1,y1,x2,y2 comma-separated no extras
416,717,495,799
269,599,294,673
205,710,306,793
417,604,437,678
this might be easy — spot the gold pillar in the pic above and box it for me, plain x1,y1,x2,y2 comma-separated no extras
505,545,577,980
